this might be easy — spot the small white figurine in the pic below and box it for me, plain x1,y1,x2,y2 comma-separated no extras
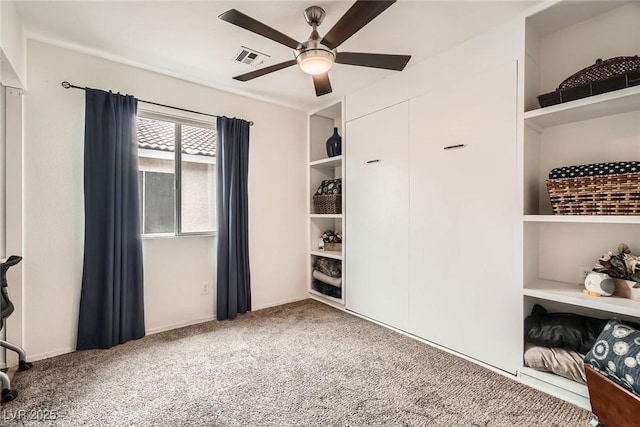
584,271,615,297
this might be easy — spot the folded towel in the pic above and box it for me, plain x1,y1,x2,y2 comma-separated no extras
313,270,342,287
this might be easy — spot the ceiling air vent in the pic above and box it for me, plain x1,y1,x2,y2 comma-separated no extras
233,47,270,67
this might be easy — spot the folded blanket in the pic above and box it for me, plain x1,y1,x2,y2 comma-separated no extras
313,257,341,278
312,279,341,299
524,304,640,355
524,343,586,384
549,161,640,179
313,270,342,287
524,304,606,354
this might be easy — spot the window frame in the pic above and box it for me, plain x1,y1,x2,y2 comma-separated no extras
137,110,217,238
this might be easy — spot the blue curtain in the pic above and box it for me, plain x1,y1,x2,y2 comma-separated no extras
216,116,251,320
77,89,145,350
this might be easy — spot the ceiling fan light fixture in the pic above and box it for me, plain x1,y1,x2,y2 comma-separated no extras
297,49,335,75
219,2,411,97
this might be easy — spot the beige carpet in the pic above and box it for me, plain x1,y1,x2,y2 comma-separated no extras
6,299,590,426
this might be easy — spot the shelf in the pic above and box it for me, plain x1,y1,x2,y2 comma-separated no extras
309,288,344,304
310,156,342,168
310,214,343,219
524,86,640,129
310,250,343,260
308,100,344,310
519,367,589,398
519,367,590,410
524,279,640,317
523,215,640,224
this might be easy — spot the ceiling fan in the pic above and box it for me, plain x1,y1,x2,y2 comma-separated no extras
219,0,411,97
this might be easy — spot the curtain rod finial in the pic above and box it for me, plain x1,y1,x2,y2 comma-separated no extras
61,81,71,89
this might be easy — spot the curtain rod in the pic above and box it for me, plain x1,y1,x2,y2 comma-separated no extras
61,81,254,126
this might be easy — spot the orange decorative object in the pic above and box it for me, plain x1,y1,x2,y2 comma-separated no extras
582,289,602,297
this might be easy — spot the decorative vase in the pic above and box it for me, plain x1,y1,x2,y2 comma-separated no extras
325,127,342,157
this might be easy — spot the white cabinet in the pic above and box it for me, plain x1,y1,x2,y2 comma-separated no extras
345,102,410,330
408,60,521,374
520,0,640,408
308,0,639,411
308,101,345,305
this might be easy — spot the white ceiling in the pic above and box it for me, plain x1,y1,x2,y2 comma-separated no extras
14,0,539,111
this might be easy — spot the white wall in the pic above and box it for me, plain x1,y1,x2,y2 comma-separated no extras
4,85,24,367
346,18,523,122
0,84,5,367
1,2,27,365
1,84,5,259
22,40,308,360
0,1,26,88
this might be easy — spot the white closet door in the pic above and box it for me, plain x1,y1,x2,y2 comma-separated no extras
346,102,409,330
408,61,520,374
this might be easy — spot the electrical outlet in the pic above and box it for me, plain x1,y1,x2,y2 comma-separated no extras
201,282,210,295
579,267,592,284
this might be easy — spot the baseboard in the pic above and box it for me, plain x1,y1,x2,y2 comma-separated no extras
144,296,309,334
21,320,219,363
519,367,591,410
312,298,595,410
21,297,308,363
146,296,308,334
309,294,344,310
311,297,519,382
145,316,216,335
252,295,309,311
24,319,218,362
27,346,76,363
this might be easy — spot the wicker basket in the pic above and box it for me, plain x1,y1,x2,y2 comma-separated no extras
538,56,640,107
323,242,342,252
546,172,640,215
313,194,342,214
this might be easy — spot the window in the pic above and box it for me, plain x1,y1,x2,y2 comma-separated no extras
137,113,216,236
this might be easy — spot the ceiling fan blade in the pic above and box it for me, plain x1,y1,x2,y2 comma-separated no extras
321,0,396,50
219,9,300,49
312,73,332,96
336,52,411,71
233,60,297,82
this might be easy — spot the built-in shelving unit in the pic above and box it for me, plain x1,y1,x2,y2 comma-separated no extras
519,367,589,409
524,86,640,129
524,280,640,317
520,0,640,410
310,155,343,168
309,250,342,261
523,215,640,224
310,214,343,219
307,100,345,305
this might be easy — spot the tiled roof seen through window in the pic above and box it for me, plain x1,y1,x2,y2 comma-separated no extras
137,117,216,157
